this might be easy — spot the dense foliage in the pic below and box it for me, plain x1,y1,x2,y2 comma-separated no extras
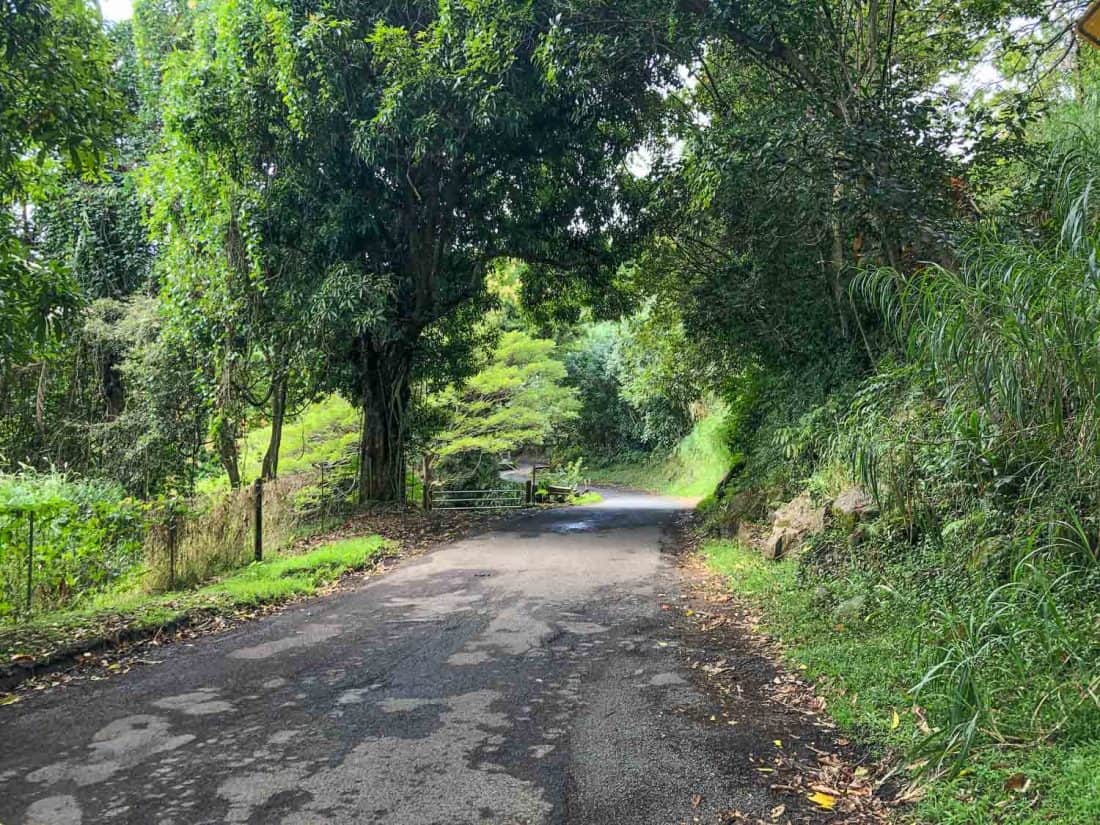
0,473,143,617
429,331,579,469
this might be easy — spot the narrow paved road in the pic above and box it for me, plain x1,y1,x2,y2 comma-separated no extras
1,491,781,825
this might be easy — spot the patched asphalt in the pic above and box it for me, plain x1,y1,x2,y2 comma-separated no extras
1,491,788,825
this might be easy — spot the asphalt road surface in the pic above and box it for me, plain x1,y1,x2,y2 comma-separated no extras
1,491,783,825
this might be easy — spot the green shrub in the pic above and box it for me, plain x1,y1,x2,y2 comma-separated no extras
0,473,144,617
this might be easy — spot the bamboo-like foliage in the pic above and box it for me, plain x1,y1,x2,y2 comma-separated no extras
853,91,1100,505
843,89,1100,769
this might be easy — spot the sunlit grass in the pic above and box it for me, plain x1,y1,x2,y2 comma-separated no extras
589,403,733,499
198,395,359,493
199,535,387,604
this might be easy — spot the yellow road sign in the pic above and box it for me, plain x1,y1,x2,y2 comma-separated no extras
1081,0,1100,48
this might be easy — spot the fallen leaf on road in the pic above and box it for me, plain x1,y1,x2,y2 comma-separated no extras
770,804,786,819
807,791,837,810
0,693,21,705
1004,773,1030,793
691,793,703,808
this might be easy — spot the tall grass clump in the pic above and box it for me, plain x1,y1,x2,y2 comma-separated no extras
143,475,310,592
0,471,321,620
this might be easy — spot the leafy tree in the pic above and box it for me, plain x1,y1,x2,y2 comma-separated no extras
0,0,122,193
161,0,676,500
627,0,1050,373
89,297,209,496
613,301,714,449
35,172,152,301
563,323,645,459
432,331,579,458
144,0,322,486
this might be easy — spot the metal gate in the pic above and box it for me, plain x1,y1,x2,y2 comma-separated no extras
429,483,528,511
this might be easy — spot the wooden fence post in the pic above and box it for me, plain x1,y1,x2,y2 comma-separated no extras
422,456,432,511
253,478,264,562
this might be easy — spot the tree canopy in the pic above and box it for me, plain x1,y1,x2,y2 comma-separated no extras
147,0,678,500
431,330,579,461
0,0,124,377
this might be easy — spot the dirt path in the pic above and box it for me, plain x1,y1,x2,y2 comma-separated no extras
0,491,890,824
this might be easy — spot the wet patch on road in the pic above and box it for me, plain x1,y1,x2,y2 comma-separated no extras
228,623,343,660
152,688,233,716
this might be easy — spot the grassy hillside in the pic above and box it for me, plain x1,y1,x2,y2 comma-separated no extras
697,358,1100,823
201,395,360,493
703,537,1100,824
588,401,733,499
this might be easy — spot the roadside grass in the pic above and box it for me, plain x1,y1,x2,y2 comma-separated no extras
590,404,732,499
0,535,390,671
199,535,388,604
702,538,1100,824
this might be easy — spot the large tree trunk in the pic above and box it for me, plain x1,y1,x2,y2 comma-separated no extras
829,167,852,342
261,377,287,481
216,416,242,489
357,343,411,503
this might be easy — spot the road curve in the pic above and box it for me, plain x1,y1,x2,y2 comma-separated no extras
1,490,776,825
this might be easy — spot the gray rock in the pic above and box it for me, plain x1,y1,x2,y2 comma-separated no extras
833,594,868,623
717,488,767,539
831,487,878,522
762,493,825,560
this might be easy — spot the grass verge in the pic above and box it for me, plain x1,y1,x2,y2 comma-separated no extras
569,491,603,505
702,538,1100,824
0,535,390,691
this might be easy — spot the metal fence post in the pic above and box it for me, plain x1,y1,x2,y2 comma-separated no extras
26,511,34,616
167,510,178,591
253,478,264,562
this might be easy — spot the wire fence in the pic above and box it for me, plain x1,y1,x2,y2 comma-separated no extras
1,476,316,620
2,455,551,620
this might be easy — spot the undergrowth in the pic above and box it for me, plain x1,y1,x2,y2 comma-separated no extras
0,535,389,665
693,86,1100,824
703,539,1100,824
